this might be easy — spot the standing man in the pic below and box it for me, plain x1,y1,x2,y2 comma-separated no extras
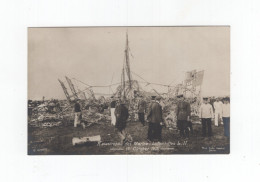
147,96,164,142
74,99,85,129
222,97,230,138
176,94,191,138
115,99,129,145
110,96,117,126
199,97,214,137
138,95,146,126
213,98,223,126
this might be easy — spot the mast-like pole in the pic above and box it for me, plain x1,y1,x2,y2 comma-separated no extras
65,76,78,99
58,79,71,102
125,32,132,89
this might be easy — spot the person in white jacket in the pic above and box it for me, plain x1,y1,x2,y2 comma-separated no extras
199,97,214,137
213,98,223,126
110,96,117,126
222,97,230,138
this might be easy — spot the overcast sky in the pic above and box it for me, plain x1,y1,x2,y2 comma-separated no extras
28,27,230,100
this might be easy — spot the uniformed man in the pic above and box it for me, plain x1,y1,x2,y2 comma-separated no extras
137,95,146,126
115,99,129,145
176,94,191,138
147,96,165,142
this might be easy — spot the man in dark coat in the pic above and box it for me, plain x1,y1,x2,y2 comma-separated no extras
115,99,129,145
137,95,146,126
147,96,164,142
176,95,191,137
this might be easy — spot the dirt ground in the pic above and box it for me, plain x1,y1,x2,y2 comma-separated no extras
28,119,230,155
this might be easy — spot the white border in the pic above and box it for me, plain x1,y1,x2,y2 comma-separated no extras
1,0,260,181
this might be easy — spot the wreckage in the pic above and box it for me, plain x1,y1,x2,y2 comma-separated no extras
28,32,205,129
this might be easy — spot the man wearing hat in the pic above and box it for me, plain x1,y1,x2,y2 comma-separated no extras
137,95,146,126
199,97,214,137
147,95,164,142
176,94,191,137
110,96,117,126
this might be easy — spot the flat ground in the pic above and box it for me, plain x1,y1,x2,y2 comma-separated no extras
28,119,230,155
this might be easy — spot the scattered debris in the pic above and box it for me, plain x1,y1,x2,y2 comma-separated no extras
72,135,101,146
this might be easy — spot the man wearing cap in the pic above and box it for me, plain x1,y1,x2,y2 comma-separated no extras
110,96,117,126
176,94,191,138
147,96,164,142
222,97,230,138
199,97,214,137
115,99,129,145
137,95,146,126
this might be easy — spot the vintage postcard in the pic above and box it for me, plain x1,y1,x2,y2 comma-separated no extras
28,26,230,155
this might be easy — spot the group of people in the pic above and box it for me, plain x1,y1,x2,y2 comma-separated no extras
199,97,230,138
176,95,230,138
73,94,230,145
111,94,230,144
110,95,166,144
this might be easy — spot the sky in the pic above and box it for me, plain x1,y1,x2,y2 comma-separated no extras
28,27,230,100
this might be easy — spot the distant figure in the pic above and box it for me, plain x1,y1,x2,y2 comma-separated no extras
110,96,117,126
213,98,223,126
199,97,214,137
176,94,191,138
115,99,129,145
137,95,146,126
222,97,230,138
74,99,85,129
147,96,164,142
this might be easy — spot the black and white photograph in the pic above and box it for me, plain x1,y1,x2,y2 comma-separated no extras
28,26,230,155
2,0,260,181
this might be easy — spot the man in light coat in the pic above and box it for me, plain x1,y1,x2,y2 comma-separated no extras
110,96,117,126
199,97,214,137
213,98,223,126
222,97,230,138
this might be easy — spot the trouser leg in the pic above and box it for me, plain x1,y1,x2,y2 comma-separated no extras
223,117,230,137
118,129,126,143
201,119,206,136
223,118,227,136
207,119,212,137
215,112,219,126
189,121,193,135
111,108,116,125
138,113,145,126
74,113,79,127
179,120,184,137
148,122,153,140
226,118,230,137
183,120,189,137
154,123,162,141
